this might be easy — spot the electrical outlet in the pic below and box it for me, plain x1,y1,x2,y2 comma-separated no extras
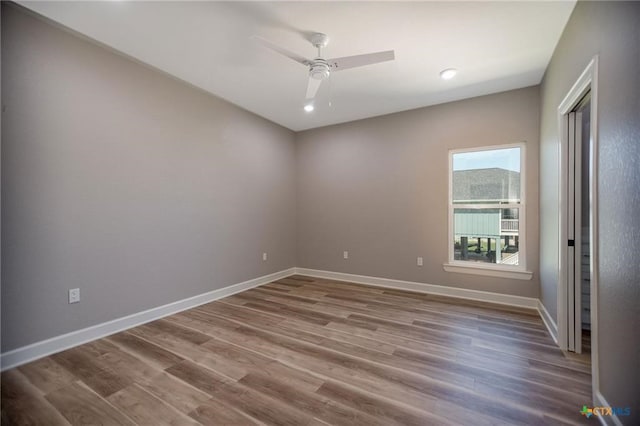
343,251,349,259
417,257,424,266
262,252,268,261
69,288,80,304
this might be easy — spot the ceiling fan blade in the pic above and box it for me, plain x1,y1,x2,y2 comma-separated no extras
253,36,311,66
306,77,322,99
328,50,395,72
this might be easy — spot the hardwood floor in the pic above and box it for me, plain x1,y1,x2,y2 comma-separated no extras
1,275,592,425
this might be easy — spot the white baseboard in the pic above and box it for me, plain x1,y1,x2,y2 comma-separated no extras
0,267,296,371
537,299,558,344
294,268,539,309
594,391,624,426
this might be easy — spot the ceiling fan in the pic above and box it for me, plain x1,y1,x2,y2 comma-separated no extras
255,33,395,100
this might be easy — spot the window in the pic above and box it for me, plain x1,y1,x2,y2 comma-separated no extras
444,143,532,280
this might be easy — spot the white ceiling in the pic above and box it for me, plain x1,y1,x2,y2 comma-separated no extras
19,1,576,131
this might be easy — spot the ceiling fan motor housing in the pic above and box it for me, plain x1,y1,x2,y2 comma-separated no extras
310,59,330,80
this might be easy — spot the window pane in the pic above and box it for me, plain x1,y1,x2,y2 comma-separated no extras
452,147,521,204
453,208,520,265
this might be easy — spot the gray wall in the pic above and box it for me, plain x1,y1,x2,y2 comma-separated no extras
539,0,639,419
296,87,540,298
1,5,297,352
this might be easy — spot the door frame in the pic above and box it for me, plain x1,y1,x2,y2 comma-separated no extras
557,55,599,392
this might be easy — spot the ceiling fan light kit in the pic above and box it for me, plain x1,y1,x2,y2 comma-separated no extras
256,32,395,102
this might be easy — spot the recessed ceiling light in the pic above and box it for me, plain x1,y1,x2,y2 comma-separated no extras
304,104,314,112
440,68,457,80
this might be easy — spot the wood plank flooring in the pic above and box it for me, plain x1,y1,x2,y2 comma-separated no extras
1,275,592,425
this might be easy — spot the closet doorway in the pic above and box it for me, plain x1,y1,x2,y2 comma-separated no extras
557,56,600,393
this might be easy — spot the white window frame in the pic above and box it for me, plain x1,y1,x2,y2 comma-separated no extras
443,142,533,280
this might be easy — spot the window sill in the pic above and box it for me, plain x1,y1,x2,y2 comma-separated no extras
443,263,533,280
